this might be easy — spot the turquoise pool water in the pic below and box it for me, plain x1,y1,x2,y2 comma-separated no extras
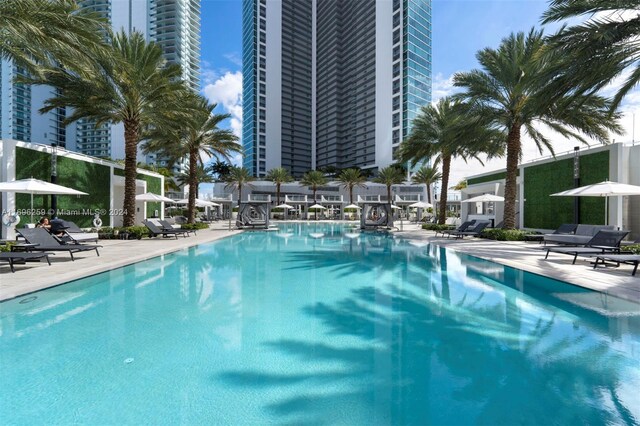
1,223,639,425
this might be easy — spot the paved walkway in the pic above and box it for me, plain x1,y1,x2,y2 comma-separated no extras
0,223,240,302
1,221,638,304
394,224,639,303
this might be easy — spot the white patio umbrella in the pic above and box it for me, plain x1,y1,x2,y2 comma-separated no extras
408,201,433,208
461,194,505,203
275,203,294,209
0,178,88,223
135,192,174,203
391,204,402,210
344,204,361,209
551,180,640,225
309,204,326,209
175,198,220,207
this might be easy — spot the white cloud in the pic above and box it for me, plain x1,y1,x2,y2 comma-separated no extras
223,52,243,67
202,70,243,138
431,72,460,102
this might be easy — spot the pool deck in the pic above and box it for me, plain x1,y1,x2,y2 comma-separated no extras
394,224,639,304
1,221,638,304
0,223,241,302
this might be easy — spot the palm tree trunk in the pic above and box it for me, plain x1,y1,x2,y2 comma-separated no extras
426,185,432,205
503,124,521,229
387,186,392,205
123,119,140,227
187,149,198,224
238,184,242,208
349,187,353,204
276,183,280,205
438,153,451,225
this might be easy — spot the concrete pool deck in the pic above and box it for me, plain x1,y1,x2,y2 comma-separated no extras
1,221,638,305
0,223,241,302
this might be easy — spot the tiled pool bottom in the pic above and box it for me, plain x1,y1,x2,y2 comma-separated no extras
1,223,639,424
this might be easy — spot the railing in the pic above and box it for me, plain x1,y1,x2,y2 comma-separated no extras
321,195,343,202
248,194,271,202
395,194,421,202
358,195,386,203
286,195,308,203
209,193,233,202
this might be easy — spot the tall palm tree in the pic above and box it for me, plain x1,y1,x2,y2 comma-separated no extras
266,167,293,205
300,170,327,204
207,160,232,181
300,170,328,220
374,167,404,206
400,97,504,224
454,29,621,229
225,167,255,208
25,31,188,226
542,0,640,110
144,96,241,223
411,166,442,205
0,0,107,73
337,168,367,204
176,165,213,196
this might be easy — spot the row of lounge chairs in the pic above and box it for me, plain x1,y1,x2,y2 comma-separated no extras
434,220,491,239
430,220,638,276
1,219,198,273
542,225,638,276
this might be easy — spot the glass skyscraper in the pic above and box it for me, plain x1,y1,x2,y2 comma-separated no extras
1,0,201,166
242,0,431,177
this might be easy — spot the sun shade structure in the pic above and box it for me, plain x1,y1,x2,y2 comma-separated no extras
0,178,88,223
135,192,174,203
275,203,294,209
309,204,326,209
408,201,433,208
461,194,505,203
344,204,361,209
551,181,640,225
175,198,220,207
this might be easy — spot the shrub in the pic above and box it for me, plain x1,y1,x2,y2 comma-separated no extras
480,229,533,241
625,244,640,254
0,242,15,252
181,223,209,230
422,223,452,231
120,226,150,240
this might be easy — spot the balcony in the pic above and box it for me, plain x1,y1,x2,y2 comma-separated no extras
394,194,422,203
285,195,308,203
321,195,343,203
247,194,271,202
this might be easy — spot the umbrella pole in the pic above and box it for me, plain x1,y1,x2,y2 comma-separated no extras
605,196,608,226
31,193,34,224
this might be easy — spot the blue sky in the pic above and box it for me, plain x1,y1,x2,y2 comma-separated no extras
199,0,637,186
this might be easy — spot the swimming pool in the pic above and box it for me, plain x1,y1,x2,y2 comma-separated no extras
1,223,639,424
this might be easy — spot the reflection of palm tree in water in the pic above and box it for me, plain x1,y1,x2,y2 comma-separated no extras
217,238,636,424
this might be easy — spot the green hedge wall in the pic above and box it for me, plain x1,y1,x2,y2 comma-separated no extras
524,151,609,228
467,170,521,186
113,168,163,217
15,147,111,227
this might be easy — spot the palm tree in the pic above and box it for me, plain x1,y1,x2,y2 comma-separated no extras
400,97,504,224
337,168,367,204
300,170,328,220
0,0,107,73
266,167,293,205
225,167,255,208
176,165,213,196
207,160,232,181
452,179,467,191
374,167,404,206
411,166,441,205
144,96,241,223
300,170,327,204
26,31,187,226
454,29,621,229
542,1,639,110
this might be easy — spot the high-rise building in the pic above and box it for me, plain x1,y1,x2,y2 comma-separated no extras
1,0,200,169
242,0,432,178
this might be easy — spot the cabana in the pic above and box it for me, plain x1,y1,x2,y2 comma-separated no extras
360,203,393,230
236,202,271,229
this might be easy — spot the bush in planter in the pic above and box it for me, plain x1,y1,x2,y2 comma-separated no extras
480,229,533,241
422,223,452,231
625,244,640,254
0,242,15,252
120,226,150,239
181,223,209,230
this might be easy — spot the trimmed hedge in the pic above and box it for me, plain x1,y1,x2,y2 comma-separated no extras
422,224,454,231
625,244,640,254
181,223,209,230
480,229,536,241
